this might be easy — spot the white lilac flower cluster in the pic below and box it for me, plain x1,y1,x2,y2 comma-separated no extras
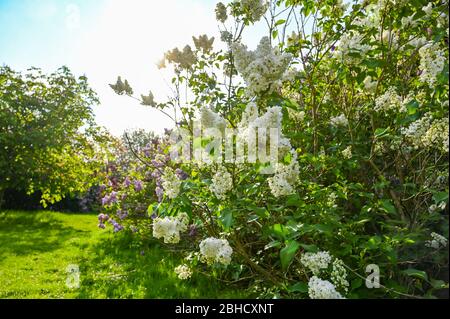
422,2,433,16
164,45,197,70
250,105,282,129
363,76,377,92
287,109,305,122
199,106,227,131
177,212,190,231
192,34,215,53
422,118,449,153
352,1,423,51
257,108,289,152
239,102,259,126
437,11,449,32
267,150,300,197
251,106,293,156
199,237,233,265
161,167,182,199
419,42,446,88
425,232,448,249
210,165,233,200
353,3,380,29
301,250,348,299
174,264,192,280
330,114,348,127
374,87,406,113
335,31,371,64
195,103,299,192
220,30,233,44
402,113,449,153
330,259,349,293
215,2,228,22
234,0,268,22
235,103,299,196
341,146,352,159
232,36,293,96
327,192,338,208
238,103,291,156
381,29,400,49
401,113,432,144
152,213,189,244
308,276,344,299
378,0,409,10
300,251,332,275
406,36,427,49
429,201,447,214
401,13,417,28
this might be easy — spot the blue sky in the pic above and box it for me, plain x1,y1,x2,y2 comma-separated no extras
1,0,103,70
0,0,266,135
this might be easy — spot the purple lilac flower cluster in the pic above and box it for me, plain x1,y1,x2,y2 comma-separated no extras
97,213,124,233
97,213,109,229
101,191,118,206
117,209,128,220
109,218,124,233
123,176,144,192
78,185,102,212
97,130,189,235
146,138,188,202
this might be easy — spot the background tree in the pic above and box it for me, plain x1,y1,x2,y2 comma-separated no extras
0,66,108,208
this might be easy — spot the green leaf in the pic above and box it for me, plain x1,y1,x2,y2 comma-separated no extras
433,191,448,204
312,224,333,234
264,240,281,250
271,223,290,239
402,268,428,282
253,207,269,219
365,235,382,250
363,58,385,68
406,100,419,115
299,243,318,252
220,209,233,230
283,98,300,110
286,193,301,207
354,219,371,225
280,240,300,271
288,282,308,293
351,278,363,290
275,19,286,27
272,29,278,39
379,199,396,214
430,279,447,289
147,204,154,215
374,128,389,138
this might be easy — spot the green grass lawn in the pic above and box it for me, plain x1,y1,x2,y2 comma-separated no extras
0,210,249,299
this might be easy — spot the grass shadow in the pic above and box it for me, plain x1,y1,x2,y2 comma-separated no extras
0,211,91,259
77,231,250,299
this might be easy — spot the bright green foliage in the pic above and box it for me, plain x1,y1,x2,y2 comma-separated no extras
0,66,109,207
